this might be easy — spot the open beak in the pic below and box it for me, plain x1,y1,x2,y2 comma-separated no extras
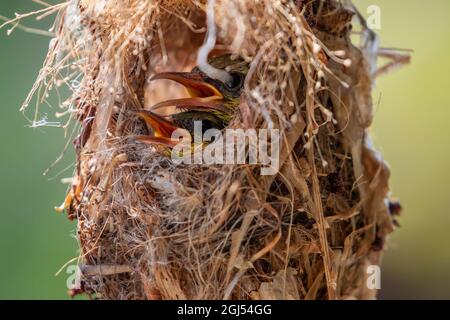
135,110,179,138
150,72,225,113
134,110,188,148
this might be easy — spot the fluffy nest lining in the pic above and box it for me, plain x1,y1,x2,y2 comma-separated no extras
26,0,403,299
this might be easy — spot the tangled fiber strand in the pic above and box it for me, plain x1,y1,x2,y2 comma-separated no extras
18,0,407,299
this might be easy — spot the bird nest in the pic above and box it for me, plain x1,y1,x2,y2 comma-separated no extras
21,0,405,299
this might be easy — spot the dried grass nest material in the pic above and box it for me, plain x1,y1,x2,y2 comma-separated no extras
26,0,408,299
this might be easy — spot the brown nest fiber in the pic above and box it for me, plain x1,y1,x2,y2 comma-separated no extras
23,0,406,299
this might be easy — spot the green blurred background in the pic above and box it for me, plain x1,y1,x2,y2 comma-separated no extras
0,0,449,299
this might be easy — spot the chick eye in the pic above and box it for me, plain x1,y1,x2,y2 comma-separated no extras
225,72,244,91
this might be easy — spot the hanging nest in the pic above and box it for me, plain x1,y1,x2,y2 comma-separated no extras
22,0,408,299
